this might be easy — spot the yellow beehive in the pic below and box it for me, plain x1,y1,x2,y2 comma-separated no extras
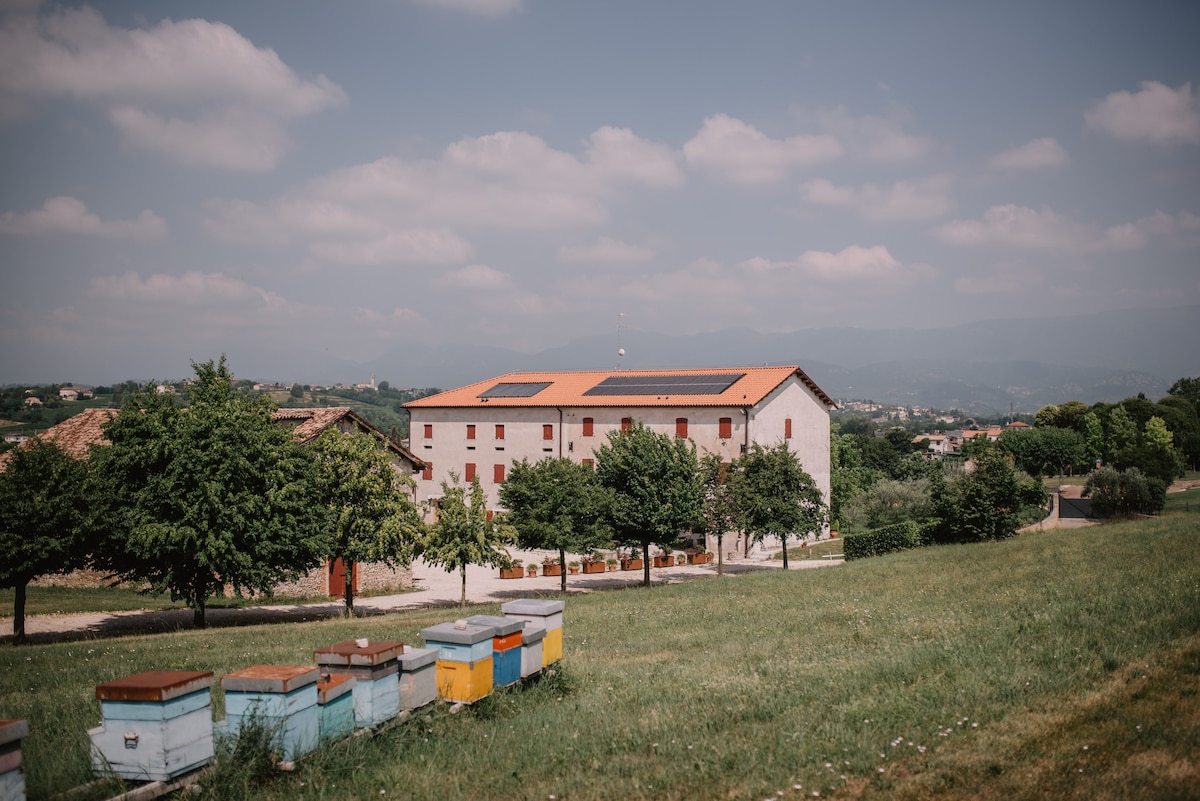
435,658,493,704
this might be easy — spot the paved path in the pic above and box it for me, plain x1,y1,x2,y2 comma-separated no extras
1,550,840,645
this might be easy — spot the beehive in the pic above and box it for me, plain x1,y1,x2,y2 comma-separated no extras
88,671,214,781
313,640,403,728
397,646,438,711
519,625,546,678
464,614,525,687
501,599,565,667
0,719,29,801
316,674,356,743
421,621,495,703
221,666,319,762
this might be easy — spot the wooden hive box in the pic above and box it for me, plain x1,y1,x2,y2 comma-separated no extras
518,625,546,678
88,671,214,782
464,615,525,687
316,673,356,744
501,599,565,667
397,647,438,711
313,640,403,728
0,719,29,801
220,666,319,763
433,657,494,704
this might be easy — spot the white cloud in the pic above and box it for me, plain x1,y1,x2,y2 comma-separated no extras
89,271,300,318
739,245,931,286
989,138,1069,170
434,264,514,291
308,228,474,265
411,0,523,16
0,196,165,239
558,236,655,264
809,106,932,162
0,5,346,169
934,205,1185,253
585,126,685,189
1085,81,1200,146
683,113,843,184
799,175,954,221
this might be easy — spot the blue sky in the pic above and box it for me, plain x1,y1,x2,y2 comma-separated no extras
1,0,1197,385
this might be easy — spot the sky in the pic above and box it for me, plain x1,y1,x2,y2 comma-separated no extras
1,0,1198,385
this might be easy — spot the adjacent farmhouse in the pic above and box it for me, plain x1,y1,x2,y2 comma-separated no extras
405,365,836,524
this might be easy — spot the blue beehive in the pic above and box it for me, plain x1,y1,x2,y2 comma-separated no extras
464,614,525,687
316,674,356,743
221,666,319,763
0,719,29,801
89,670,214,781
313,640,403,728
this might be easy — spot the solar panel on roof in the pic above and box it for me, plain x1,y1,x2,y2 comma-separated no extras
582,373,745,397
479,382,552,398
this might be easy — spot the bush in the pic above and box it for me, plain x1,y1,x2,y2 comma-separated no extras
844,520,931,560
1084,466,1167,518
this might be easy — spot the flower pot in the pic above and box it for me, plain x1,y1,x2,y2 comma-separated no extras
620,559,643,571
582,562,605,574
499,567,523,580
526,566,538,577
568,567,579,575
687,553,708,565
607,565,617,572
542,564,562,577
652,556,672,568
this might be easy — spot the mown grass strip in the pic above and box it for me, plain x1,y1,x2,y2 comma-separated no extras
2,509,1198,800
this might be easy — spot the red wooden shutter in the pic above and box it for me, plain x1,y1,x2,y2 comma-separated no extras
719,417,732,439
423,424,433,439
675,418,688,438
543,424,553,440
495,424,505,440
784,418,793,439
582,417,594,436
621,417,633,434
422,462,433,481
465,463,476,481
466,424,476,440
494,463,505,483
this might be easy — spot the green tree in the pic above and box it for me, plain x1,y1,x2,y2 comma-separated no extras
930,450,1045,543
91,358,328,628
698,453,740,576
423,474,516,607
998,425,1090,477
594,420,702,588
499,457,611,593
1082,411,1104,466
1154,395,1200,470
0,439,91,643
830,430,878,527
1106,405,1139,462
734,442,828,569
843,477,933,532
310,429,424,616
1084,466,1165,517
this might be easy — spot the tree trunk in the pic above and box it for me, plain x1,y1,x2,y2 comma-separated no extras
558,546,567,595
13,580,28,644
642,542,650,587
460,565,467,608
717,532,724,577
193,573,208,629
781,537,789,569
343,559,355,617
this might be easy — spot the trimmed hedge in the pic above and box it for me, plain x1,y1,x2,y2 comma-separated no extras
843,520,934,560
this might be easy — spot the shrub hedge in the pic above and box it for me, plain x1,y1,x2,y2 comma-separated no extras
843,519,934,560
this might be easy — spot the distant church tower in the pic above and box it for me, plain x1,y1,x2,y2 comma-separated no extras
371,373,376,390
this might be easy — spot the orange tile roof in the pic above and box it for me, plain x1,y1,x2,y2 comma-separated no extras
272,407,426,468
0,408,115,471
405,365,835,409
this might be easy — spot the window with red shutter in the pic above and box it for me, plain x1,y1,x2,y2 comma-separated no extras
466,424,476,440
543,424,553,440
465,463,476,482
582,417,594,436
582,458,594,468
493,463,505,483
423,424,433,439
495,424,505,440
675,418,688,438
719,417,732,439
422,462,433,481
621,417,633,434
784,418,793,439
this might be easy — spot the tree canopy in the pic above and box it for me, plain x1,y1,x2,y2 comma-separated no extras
91,357,328,627
0,438,91,643
594,420,702,587
498,457,611,593
309,428,424,615
733,441,828,569
698,453,740,576
423,474,516,607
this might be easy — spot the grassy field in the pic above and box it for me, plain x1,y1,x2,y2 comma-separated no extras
0,586,351,618
2,501,1198,800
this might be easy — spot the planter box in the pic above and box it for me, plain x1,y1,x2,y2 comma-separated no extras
499,567,523,580
652,556,673,568
542,564,562,577
221,666,319,763
620,559,643,571
687,553,710,565
89,671,214,782
581,562,605,574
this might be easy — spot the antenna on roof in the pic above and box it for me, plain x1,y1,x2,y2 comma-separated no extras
616,312,626,370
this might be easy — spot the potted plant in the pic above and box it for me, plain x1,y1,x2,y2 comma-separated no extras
675,553,687,566
567,560,581,575
527,563,539,577
687,548,708,565
542,556,563,577
581,552,606,574
606,557,618,572
500,559,523,580
619,549,643,571
653,549,673,568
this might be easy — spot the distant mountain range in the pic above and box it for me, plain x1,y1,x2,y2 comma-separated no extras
366,305,1196,415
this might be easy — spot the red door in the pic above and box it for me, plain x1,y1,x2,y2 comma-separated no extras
328,558,358,599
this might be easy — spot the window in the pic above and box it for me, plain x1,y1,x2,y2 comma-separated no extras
543,424,554,440
582,458,594,468
422,462,433,481
784,417,793,439
466,424,476,440
465,463,476,482
423,424,433,439
621,417,633,434
493,463,505,483
676,417,688,438
719,417,732,439
495,424,505,440
582,417,594,437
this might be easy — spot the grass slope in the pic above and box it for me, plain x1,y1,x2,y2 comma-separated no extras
2,511,1198,800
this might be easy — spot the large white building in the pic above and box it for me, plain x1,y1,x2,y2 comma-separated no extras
405,365,836,526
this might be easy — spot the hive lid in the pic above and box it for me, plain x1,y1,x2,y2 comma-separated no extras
313,640,403,667
463,614,524,636
398,646,438,670
0,720,29,746
500,598,565,616
521,624,547,645
316,673,357,704
420,620,495,645
221,665,320,694
95,670,214,702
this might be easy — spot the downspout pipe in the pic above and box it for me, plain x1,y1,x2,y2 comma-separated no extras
558,407,564,459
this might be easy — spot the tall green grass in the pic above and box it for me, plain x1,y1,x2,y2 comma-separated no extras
2,512,1198,800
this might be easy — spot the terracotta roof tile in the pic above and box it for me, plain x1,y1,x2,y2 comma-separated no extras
272,407,426,469
0,408,115,471
405,365,835,409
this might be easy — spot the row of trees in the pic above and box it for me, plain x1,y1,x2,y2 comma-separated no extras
0,362,831,640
